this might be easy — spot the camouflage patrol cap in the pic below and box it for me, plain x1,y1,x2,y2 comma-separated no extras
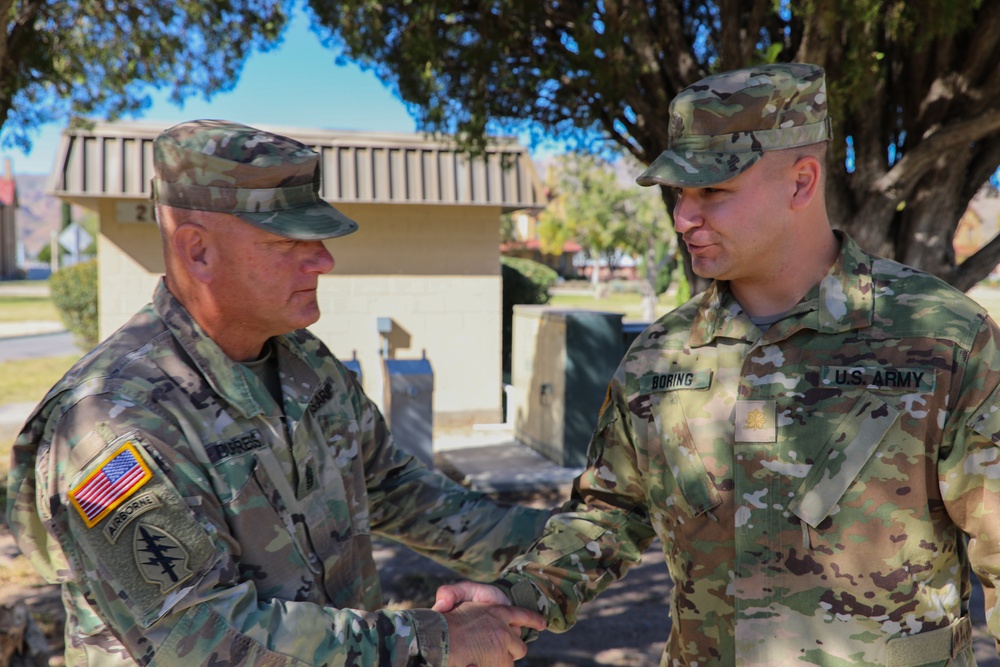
152,119,358,240
636,63,832,188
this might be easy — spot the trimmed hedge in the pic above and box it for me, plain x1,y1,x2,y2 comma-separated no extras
50,260,99,348
501,256,558,372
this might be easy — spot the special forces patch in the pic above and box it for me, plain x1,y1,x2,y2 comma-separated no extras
133,523,193,593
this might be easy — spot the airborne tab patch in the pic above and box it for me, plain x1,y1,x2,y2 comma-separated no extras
641,369,712,394
103,491,161,544
70,442,153,528
822,366,935,392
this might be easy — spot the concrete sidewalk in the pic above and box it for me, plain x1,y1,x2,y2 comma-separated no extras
0,282,63,339
0,402,37,429
0,320,65,339
437,435,582,493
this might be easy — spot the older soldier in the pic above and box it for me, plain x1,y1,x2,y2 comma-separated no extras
6,119,546,666
436,63,1000,665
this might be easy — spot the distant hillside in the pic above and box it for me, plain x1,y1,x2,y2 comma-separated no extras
13,173,86,258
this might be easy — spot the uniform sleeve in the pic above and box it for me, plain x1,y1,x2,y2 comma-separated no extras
353,383,551,580
23,393,449,667
939,316,1000,650
495,374,657,632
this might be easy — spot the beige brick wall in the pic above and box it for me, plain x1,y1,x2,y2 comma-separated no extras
97,200,163,337
97,199,503,429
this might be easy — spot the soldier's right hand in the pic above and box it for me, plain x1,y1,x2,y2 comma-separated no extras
444,601,545,667
434,581,511,612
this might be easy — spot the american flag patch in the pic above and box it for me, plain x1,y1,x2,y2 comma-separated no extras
70,442,153,528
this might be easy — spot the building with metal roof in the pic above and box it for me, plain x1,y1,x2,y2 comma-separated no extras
47,120,544,433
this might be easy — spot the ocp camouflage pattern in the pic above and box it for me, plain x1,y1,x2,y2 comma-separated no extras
7,279,549,666
636,63,832,188
500,233,1000,666
152,119,358,240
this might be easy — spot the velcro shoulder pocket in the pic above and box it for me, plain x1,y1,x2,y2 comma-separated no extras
789,391,899,527
65,431,220,628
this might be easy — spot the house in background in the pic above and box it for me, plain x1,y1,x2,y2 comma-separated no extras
47,121,543,433
0,159,18,279
500,208,582,276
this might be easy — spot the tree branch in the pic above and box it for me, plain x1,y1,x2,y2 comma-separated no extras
875,108,1000,199
966,137,1000,202
952,230,1000,293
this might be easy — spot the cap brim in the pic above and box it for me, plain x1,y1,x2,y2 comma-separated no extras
635,149,763,188
235,201,359,240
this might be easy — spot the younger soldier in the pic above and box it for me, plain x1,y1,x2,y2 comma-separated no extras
436,63,1000,666
7,119,546,666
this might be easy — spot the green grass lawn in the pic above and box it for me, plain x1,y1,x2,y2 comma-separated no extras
548,289,679,321
0,295,61,322
0,355,79,523
0,355,79,407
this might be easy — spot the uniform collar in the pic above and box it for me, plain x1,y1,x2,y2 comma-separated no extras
153,279,271,418
689,231,875,347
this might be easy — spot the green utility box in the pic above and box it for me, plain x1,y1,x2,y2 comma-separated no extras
509,307,624,468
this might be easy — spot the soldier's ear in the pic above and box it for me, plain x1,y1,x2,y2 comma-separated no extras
790,155,821,210
172,222,213,284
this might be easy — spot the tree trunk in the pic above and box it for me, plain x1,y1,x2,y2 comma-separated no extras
589,248,602,291
639,254,659,322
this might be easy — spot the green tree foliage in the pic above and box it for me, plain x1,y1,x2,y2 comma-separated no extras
539,152,677,319
500,212,518,245
309,0,1000,291
501,256,558,372
539,153,631,289
50,259,98,348
79,211,98,255
0,1,287,151
617,170,680,319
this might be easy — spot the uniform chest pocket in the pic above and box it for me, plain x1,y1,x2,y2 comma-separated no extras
649,391,722,517
789,390,900,528
224,454,322,578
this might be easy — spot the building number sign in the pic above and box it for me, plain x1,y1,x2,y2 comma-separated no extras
115,201,155,224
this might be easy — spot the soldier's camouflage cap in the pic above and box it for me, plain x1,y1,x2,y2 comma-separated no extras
151,119,358,240
636,63,832,188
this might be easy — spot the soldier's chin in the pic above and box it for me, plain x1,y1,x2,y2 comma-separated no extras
284,306,322,333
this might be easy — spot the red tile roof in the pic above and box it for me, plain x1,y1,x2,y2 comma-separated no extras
0,178,15,206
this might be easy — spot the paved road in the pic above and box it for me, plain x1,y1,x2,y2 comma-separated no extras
0,330,80,362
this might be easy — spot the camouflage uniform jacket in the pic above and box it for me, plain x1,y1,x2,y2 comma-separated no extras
7,279,548,666
499,232,1000,666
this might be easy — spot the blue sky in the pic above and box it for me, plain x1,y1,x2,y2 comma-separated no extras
3,7,426,175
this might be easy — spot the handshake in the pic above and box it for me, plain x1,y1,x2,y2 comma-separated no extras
432,581,545,667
